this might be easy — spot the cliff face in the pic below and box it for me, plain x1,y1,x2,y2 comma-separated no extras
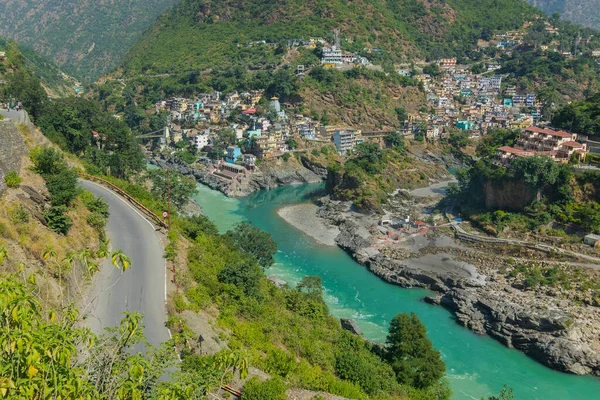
484,179,540,211
0,121,27,193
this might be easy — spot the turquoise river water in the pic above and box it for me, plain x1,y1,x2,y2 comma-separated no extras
191,182,600,400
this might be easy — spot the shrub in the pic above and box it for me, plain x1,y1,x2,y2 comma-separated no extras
242,377,287,400
4,171,21,188
80,190,109,217
45,169,80,206
9,205,29,224
30,146,66,176
43,205,72,235
311,148,320,156
281,152,291,162
86,213,107,233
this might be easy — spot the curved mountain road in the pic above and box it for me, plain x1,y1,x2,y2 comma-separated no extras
80,180,170,346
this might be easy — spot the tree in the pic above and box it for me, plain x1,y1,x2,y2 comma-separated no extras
448,132,471,150
225,222,277,269
2,71,47,121
45,169,80,206
296,276,323,300
395,107,408,123
43,205,73,235
385,132,405,150
485,385,515,400
218,259,263,298
510,156,561,188
150,170,198,212
385,313,445,389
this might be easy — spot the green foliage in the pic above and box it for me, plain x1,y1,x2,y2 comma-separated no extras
43,205,73,235
553,93,600,137
45,169,80,206
282,152,291,162
485,385,515,400
218,259,264,299
242,377,287,400
4,170,21,188
448,132,472,150
177,214,219,239
37,97,144,178
150,170,198,213
475,129,520,159
0,0,180,80
30,146,66,176
385,313,445,389
9,205,30,225
225,222,278,269
510,156,562,188
385,132,405,151
1,71,47,120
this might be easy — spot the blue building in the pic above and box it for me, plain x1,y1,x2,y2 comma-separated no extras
225,146,242,164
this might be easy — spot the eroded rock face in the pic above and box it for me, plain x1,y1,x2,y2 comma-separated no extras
317,200,600,377
440,289,600,376
340,318,363,336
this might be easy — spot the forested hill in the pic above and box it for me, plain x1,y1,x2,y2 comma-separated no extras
0,0,180,81
120,0,539,76
0,38,73,98
525,0,600,29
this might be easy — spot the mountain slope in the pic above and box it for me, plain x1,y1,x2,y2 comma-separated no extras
120,0,539,76
0,0,180,81
0,38,74,98
526,0,600,29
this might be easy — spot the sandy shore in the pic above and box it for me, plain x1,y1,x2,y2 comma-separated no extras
278,204,340,246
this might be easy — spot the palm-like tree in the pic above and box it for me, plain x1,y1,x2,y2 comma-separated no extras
111,250,131,272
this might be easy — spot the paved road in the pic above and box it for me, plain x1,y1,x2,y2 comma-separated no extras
0,109,28,123
80,180,170,346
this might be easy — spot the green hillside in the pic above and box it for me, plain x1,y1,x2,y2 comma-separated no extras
0,38,74,98
526,0,600,29
121,0,539,76
0,0,180,81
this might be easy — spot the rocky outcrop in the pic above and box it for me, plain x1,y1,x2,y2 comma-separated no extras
340,318,363,335
300,156,328,179
149,154,229,193
317,199,600,376
0,121,27,193
484,179,540,211
440,288,600,376
149,154,322,197
247,158,321,192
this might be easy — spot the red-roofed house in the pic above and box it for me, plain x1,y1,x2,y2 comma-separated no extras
497,126,588,164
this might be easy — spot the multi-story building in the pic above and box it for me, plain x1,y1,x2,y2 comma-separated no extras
322,46,343,65
497,126,587,164
333,129,362,155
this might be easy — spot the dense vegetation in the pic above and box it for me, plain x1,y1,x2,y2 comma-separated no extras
524,0,600,30
326,138,448,212
121,0,539,77
0,0,179,81
0,37,73,97
446,129,600,237
552,92,600,137
169,212,450,399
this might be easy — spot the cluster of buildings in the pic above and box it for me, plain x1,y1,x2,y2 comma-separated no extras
155,90,264,125
495,126,588,165
409,61,540,141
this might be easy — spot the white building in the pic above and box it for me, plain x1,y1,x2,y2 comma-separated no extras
195,133,210,150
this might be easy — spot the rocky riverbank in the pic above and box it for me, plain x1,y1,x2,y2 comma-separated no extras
315,197,600,377
148,153,322,197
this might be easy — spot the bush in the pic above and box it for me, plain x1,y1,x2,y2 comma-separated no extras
4,171,21,188
218,260,263,298
242,377,287,400
281,152,291,162
43,205,72,235
9,205,29,224
80,190,109,217
30,146,66,176
87,213,107,233
45,169,80,206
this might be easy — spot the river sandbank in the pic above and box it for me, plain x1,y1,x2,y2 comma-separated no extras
277,204,340,246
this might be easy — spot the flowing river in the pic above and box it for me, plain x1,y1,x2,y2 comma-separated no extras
191,182,600,400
